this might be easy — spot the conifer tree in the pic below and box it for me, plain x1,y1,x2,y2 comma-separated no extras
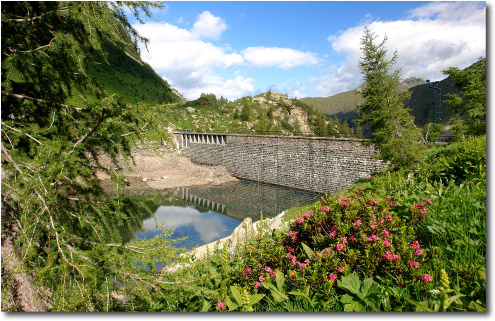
1,1,186,311
442,57,486,139
356,29,423,166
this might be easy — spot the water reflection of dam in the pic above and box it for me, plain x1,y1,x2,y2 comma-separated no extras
175,180,320,221
176,187,227,215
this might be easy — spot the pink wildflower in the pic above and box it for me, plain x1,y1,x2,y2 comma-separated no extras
254,282,261,289
302,212,311,219
325,248,332,255
290,272,295,279
414,249,423,256
383,239,391,247
295,216,304,223
248,245,253,250
338,196,349,206
329,230,337,238
216,301,224,310
265,266,272,273
320,206,329,212
381,230,390,238
383,251,393,260
409,261,419,269
353,220,362,229
336,266,345,273
373,198,379,205
329,273,338,282
425,198,432,205
371,221,378,229
392,254,398,262
288,246,294,252
410,204,416,210
349,235,356,241
420,208,427,214
257,263,262,268
410,241,420,249
341,236,348,244
242,267,252,277
259,275,265,282
308,210,314,214
422,274,433,282
385,215,393,222
336,243,344,252
416,201,424,208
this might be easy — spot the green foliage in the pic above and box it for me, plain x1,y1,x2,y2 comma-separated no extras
337,273,382,311
442,57,486,139
0,1,192,311
356,29,424,166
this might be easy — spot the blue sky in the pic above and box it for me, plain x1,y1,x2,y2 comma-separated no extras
129,1,486,100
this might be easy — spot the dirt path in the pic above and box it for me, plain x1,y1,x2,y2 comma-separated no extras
97,146,238,194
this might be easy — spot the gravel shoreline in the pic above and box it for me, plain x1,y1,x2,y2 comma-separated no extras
96,147,238,194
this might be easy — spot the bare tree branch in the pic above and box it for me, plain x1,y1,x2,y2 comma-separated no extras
1,91,86,112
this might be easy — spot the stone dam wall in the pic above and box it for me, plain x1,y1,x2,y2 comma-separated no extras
173,133,387,195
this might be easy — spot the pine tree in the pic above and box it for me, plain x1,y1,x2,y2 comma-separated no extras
442,57,486,139
356,29,423,166
1,1,185,311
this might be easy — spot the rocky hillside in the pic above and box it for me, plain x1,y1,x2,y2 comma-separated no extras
140,91,358,145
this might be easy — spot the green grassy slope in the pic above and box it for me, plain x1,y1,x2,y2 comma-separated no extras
67,31,185,108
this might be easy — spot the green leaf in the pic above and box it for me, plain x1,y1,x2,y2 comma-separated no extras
341,294,365,312
443,294,466,310
405,298,435,312
201,300,211,312
337,273,362,296
262,282,288,303
275,270,285,291
288,288,314,308
225,296,239,312
248,294,265,307
468,300,486,312
301,242,314,259
230,285,243,305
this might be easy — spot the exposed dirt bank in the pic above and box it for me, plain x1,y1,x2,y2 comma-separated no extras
97,146,238,194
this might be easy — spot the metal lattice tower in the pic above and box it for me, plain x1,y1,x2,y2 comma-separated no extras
426,80,442,124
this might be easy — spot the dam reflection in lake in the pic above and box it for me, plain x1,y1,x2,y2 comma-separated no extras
130,180,320,249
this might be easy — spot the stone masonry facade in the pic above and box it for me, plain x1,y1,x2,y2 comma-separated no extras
173,133,387,195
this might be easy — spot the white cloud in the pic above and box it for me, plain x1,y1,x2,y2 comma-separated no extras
242,47,320,69
133,12,248,100
134,11,318,100
313,1,486,97
191,11,227,40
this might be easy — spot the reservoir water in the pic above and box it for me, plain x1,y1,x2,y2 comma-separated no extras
127,180,320,250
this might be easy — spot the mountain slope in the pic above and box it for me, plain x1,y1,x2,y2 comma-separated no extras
68,29,186,107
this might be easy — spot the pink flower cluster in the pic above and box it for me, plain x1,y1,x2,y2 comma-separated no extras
265,266,276,277
409,261,419,269
338,196,349,206
320,205,329,212
329,225,338,238
336,243,344,253
329,273,338,282
242,267,252,277
365,234,380,243
216,301,224,310
353,219,362,230
422,274,433,282
288,231,299,242
383,251,398,262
